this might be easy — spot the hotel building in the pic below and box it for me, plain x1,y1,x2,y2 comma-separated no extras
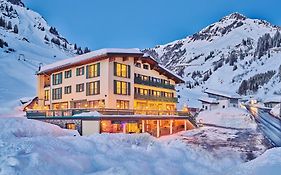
27,48,194,137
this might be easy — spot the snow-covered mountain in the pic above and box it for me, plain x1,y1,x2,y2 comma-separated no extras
144,13,281,107
0,0,91,113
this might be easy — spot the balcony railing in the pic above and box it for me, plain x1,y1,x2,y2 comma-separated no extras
134,77,175,90
134,94,178,103
26,108,191,118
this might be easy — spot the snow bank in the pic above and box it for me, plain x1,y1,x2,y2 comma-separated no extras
197,107,256,129
73,111,101,117
0,117,256,175
0,117,74,139
228,147,281,175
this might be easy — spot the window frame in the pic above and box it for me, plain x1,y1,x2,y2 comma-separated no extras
52,72,62,85
114,80,131,95
64,86,72,94
86,63,100,79
86,81,100,96
76,67,85,76
52,87,62,100
64,70,72,79
76,83,84,92
114,62,131,78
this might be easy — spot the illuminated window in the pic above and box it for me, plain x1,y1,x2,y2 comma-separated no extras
114,80,130,95
76,83,84,92
52,88,62,100
66,123,76,130
88,100,105,108
114,62,130,78
86,63,100,78
52,72,62,85
65,70,72,79
64,86,71,94
86,81,100,95
116,100,129,109
44,90,49,100
76,67,84,76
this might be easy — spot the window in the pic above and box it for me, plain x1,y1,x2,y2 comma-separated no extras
88,100,105,108
76,83,84,92
86,81,100,95
66,123,76,130
143,64,149,70
86,63,100,78
116,100,129,109
65,70,72,79
135,62,141,68
114,80,130,95
64,86,71,94
52,88,62,100
114,62,130,78
44,90,49,100
76,67,84,76
52,72,62,85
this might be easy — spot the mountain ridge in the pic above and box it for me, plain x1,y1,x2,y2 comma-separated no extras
144,12,281,107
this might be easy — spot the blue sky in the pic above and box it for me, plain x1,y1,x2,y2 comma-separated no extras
23,0,281,50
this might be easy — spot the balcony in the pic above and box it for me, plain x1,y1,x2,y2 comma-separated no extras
134,94,178,103
134,77,175,90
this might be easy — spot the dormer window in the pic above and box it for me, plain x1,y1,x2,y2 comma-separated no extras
143,64,149,70
135,62,141,68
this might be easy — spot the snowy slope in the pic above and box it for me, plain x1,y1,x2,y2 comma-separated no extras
144,13,281,108
0,0,87,114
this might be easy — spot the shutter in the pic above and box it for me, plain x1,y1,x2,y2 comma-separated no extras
97,81,100,94
52,74,55,85
127,82,131,95
127,65,131,78
86,65,89,79
76,68,78,76
113,80,117,94
59,73,62,84
97,63,100,76
113,62,117,76
82,67,85,75
86,83,89,96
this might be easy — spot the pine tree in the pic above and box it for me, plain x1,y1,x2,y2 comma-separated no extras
44,35,49,41
74,43,77,50
7,21,12,30
13,24,18,33
84,47,90,53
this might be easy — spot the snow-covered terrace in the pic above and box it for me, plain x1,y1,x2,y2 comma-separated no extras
198,97,219,104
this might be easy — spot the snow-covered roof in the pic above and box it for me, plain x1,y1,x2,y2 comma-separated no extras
157,64,185,83
204,89,241,99
39,48,143,74
264,96,281,103
198,97,219,104
38,48,185,84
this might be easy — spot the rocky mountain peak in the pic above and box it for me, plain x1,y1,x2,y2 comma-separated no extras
220,12,247,22
6,0,24,7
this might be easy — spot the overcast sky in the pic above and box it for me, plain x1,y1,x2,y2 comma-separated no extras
23,0,281,50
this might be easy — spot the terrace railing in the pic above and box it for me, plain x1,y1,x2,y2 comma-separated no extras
26,108,191,118
134,94,178,103
134,77,175,90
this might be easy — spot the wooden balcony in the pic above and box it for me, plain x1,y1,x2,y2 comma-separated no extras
134,77,175,90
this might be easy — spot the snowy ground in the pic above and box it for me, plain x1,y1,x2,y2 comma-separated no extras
0,114,279,175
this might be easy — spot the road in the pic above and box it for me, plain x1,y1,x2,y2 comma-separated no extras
246,105,281,146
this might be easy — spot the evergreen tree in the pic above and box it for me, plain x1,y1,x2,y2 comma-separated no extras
7,21,12,30
13,24,18,33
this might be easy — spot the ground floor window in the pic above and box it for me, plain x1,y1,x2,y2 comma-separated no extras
66,123,76,130
116,100,129,109
88,100,105,108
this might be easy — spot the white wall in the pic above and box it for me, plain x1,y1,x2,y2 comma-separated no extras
82,120,100,136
